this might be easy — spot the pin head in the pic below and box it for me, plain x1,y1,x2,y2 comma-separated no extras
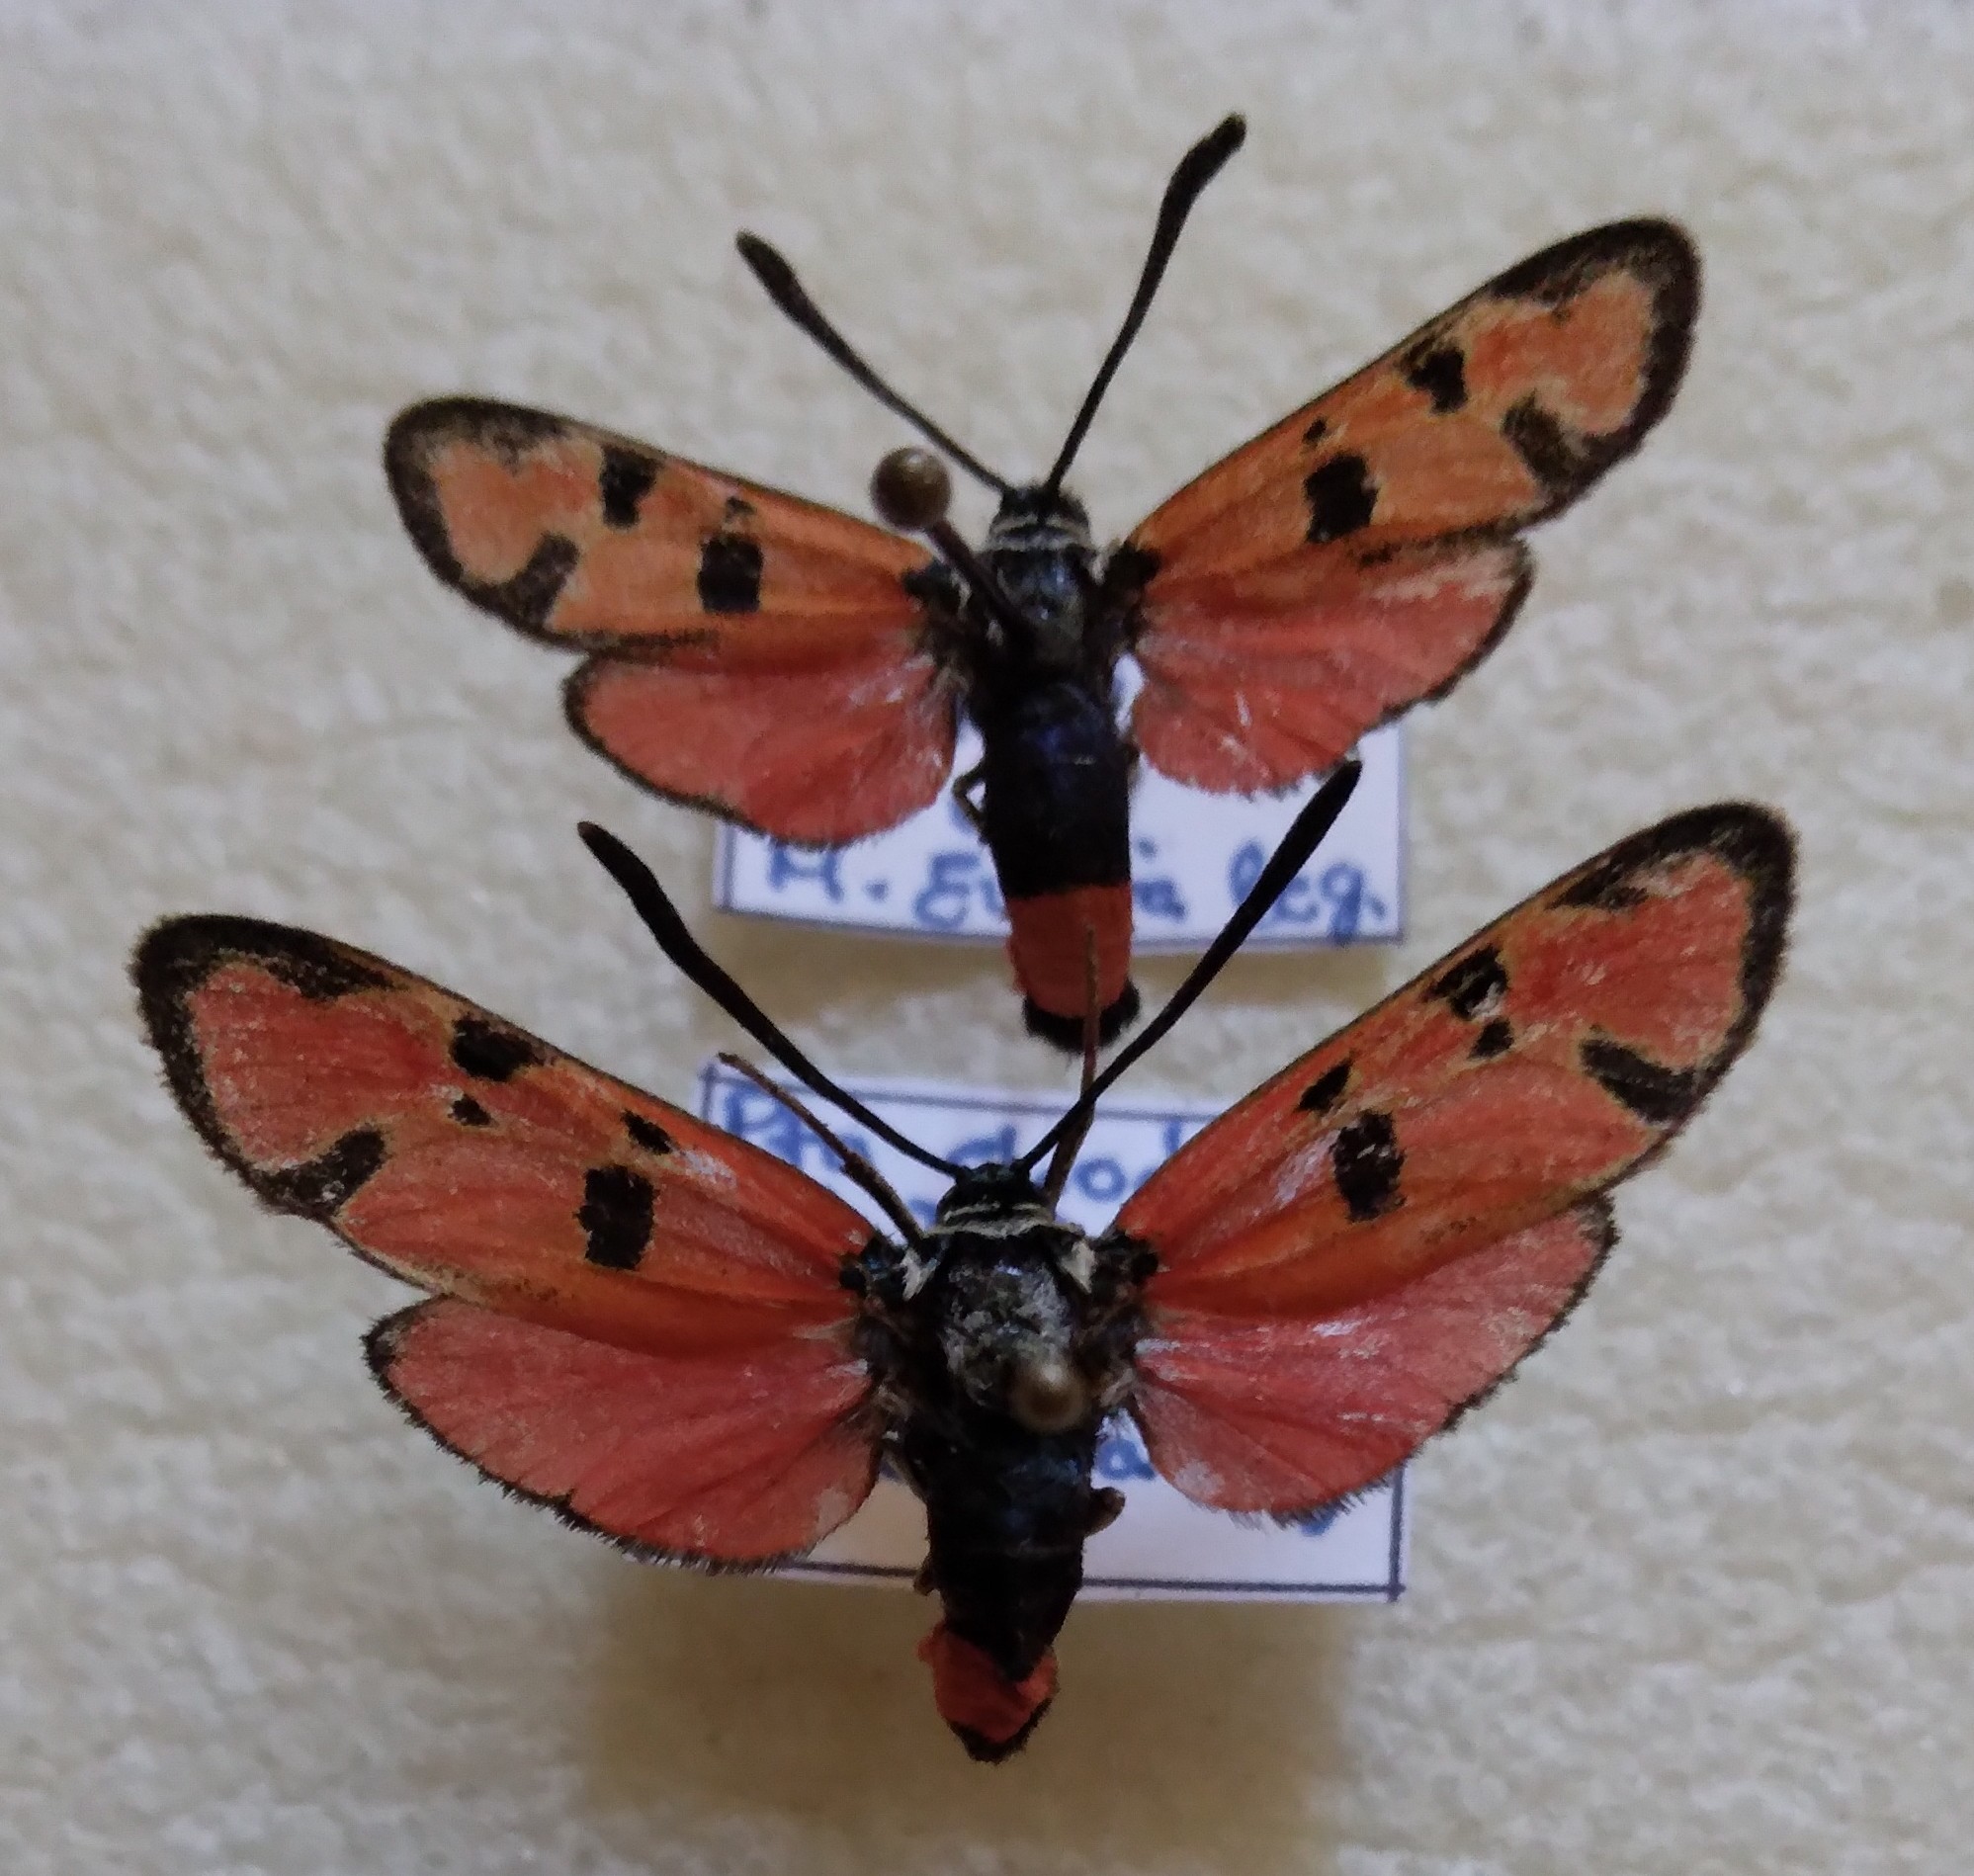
872,447,953,533
1007,1351,1091,1435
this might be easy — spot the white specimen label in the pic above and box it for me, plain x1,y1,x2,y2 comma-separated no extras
715,725,1404,954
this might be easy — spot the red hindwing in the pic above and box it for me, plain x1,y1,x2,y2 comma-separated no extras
368,1301,875,1560
134,916,879,1562
1113,804,1791,1515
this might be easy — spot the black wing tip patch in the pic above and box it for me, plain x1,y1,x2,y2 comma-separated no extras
1022,981,1143,1053
385,396,580,483
1559,801,1795,1004
133,913,386,1054
386,397,667,643
1555,803,1795,1134
1486,219,1700,353
132,916,397,1220
385,397,558,585
363,1300,877,1577
1477,216,1699,517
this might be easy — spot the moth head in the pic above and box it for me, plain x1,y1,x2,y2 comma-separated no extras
987,482,1091,547
934,1161,1045,1225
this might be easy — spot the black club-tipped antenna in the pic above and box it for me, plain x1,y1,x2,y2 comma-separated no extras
736,233,1012,497
579,821,965,1181
1040,113,1246,500
1017,755,1362,1179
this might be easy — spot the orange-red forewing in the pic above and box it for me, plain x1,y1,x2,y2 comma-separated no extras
135,915,879,1562
386,399,955,843
1115,804,1791,1515
1120,220,1698,792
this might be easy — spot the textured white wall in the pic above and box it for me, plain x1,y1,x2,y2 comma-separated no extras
3,4,1970,1871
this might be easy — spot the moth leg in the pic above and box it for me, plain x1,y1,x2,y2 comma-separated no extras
950,761,987,835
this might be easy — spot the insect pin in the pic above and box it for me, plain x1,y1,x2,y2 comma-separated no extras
386,114,1699,1050
135,768,1792,1760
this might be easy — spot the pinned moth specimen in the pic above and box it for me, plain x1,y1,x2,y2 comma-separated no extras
135,773,1791,1758
386,116,1697,1047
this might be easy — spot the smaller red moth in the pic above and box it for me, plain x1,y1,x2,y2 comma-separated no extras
134,783,1792,1760
385,114,1700,1051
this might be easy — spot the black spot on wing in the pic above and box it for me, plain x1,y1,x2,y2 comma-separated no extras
1552,858,1647,911
258,1127,387,1221
697,534,763,613
598,447,659,529
1471,1018,1513,1061
578,1165,655,1270
451,1015,545,1083
1298,1061,1351,1118
451,1095,492,1127
1449,222,1700,526
624,1111,675,1154
1302,415,1330,446
1501,396,1594,496
1581,1038,1701,1127
1426,946,1508,1020
1304,455,1378,545
473,535,582,636
1401,340,1468,413
1331,1112,1404,1222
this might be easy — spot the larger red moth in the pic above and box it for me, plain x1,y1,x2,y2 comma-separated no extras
385,114,1698,1050
134,787,1791,1760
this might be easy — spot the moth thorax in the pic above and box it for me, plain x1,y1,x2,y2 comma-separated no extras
936,1251,1089,1432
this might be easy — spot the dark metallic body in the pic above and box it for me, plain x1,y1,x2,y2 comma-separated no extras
846,1164,1149,1744
920,487,1149,1040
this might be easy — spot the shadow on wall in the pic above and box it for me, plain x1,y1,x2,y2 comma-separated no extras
579,1563,1357,1873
